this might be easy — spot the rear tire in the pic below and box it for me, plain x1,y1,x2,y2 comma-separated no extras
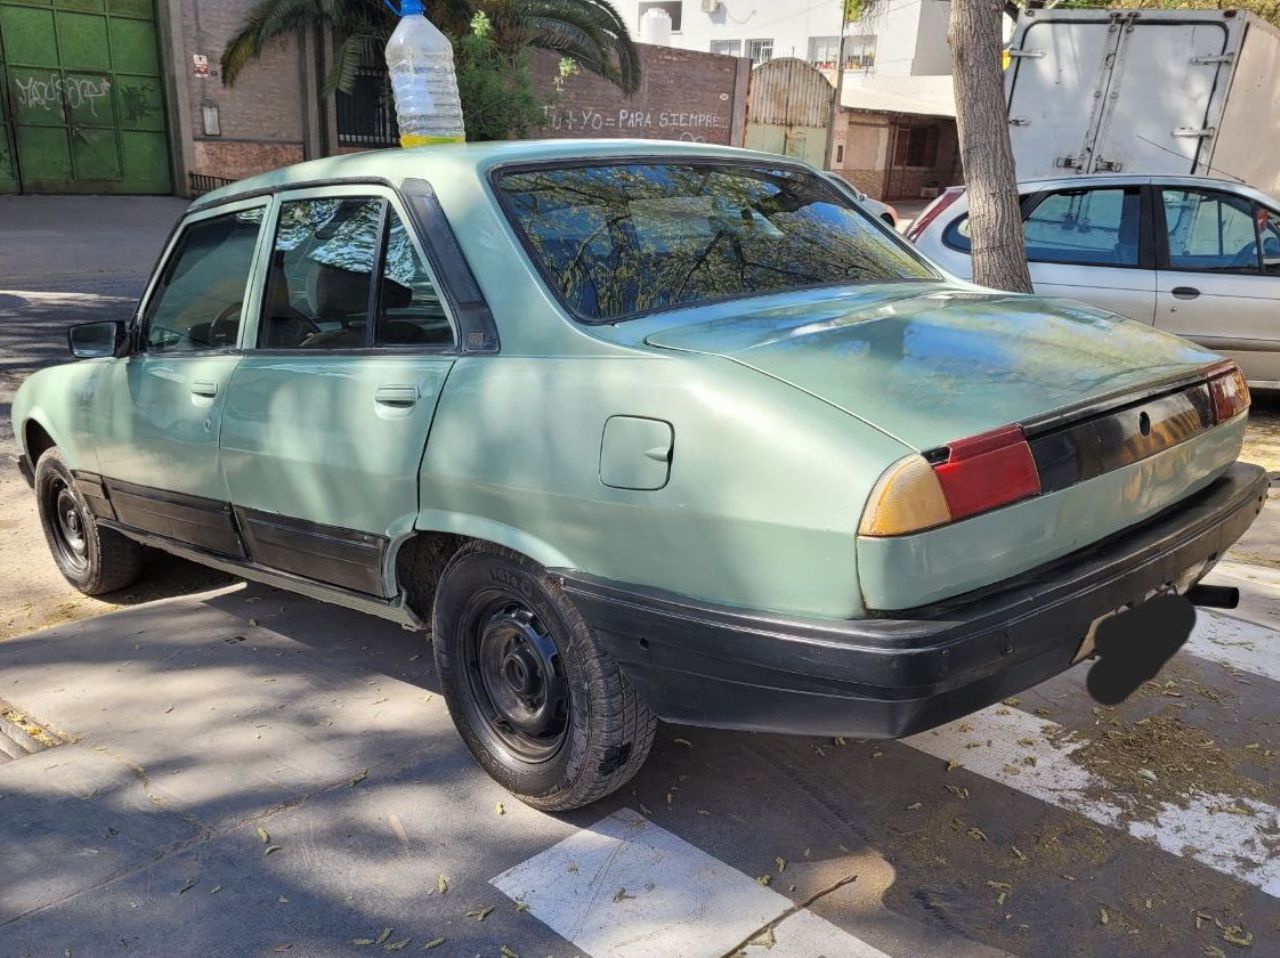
34,448,144,596
432,542,656,811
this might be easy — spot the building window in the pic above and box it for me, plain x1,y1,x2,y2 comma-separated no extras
844,34,876,70
808,36,841,70
710,39,742,57
893,125,940,168
746,39,774,65
639,1,683,33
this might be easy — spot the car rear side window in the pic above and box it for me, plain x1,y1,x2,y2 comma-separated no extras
497,161,934,322
259,197,384,349
376,209,453,346
142,208,264,353
1023,188,1141,267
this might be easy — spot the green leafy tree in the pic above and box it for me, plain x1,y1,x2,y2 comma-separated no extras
455,12,547,140
220,0,640,108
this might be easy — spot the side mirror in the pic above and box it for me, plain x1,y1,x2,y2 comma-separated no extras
67,320,127,359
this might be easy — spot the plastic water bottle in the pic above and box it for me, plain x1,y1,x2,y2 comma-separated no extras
385,0,465,147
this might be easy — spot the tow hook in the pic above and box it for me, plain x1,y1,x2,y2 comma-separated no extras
1186,584,1240,609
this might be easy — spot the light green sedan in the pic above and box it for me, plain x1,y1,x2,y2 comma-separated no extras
11,140,1266,810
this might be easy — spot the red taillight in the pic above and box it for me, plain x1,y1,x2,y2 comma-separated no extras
905,186,965,242
1207,362,1250,423
933,425,1041,520
859,424,1041,537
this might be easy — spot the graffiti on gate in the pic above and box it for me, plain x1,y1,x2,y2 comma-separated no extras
14,74,113,117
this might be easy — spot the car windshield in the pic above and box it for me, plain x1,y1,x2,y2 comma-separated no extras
497,161,935,322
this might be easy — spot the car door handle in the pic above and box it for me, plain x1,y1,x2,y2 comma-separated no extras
1172,286,1201,300
190,381,219,398
374,384,420,407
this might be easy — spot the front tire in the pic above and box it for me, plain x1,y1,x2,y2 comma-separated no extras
432,542,656,811
34,448,143,595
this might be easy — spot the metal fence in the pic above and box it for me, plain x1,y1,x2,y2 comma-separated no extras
189,172,238,196
336,66,399,148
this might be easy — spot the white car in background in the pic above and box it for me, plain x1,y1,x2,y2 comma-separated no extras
857,191,899,228
820,173,899,227
908,174,1280,387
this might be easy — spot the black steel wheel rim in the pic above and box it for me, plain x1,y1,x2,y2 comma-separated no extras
47,479,89,574
462,594,570,765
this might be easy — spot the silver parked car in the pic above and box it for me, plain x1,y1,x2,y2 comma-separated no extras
908,174,1280,387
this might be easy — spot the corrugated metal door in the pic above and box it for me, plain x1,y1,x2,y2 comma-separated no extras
744,58,832,169
0,0,170,194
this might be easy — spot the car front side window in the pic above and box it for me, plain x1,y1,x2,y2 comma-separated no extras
1023,187,1142,267
1161,189,1260,274
1253,204,1280,277
142,208,265,353
259,197,385,349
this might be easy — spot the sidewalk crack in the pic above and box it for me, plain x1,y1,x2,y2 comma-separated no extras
715,872,859,957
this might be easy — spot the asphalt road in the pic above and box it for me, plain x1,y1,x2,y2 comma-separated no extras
1,194,1279,958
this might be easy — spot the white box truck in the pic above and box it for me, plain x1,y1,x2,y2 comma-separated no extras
1005,8,1280,195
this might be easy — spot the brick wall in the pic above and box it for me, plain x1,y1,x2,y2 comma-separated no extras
178,0,309,182
171,27,751,187
529,44,749,146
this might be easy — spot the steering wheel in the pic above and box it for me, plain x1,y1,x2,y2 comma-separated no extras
199,302,246,347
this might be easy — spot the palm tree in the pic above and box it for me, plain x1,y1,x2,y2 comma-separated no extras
220,0,640,98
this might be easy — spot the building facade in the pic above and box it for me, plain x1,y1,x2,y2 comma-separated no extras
0,0,957,199
613,0,962,200
0,0,756,196
612,0,952,80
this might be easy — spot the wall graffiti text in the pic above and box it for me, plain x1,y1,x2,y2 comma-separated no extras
14,74,113,117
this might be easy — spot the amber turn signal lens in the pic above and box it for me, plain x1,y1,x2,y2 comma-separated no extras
859,425,1042,537
858,454,952,537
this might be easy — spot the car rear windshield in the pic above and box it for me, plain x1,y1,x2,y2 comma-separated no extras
496,161,935,322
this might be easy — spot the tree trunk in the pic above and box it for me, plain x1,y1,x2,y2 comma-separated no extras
948,0,1033,293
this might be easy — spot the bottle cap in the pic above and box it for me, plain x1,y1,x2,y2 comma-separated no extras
399,0,423,14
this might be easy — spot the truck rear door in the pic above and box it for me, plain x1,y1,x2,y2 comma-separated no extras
1005,14,1117,179
1092,15,1236,176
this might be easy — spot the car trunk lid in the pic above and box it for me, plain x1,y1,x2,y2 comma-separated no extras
643,284,1246,611
643,284,1221,451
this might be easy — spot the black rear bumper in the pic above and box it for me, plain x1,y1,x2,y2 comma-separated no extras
558,462,1268,739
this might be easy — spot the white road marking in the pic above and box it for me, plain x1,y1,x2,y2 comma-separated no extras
490,807,892,958
1185,609,1280,684
903,706,1280,897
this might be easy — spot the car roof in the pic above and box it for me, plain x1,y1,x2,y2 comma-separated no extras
1017,172,1247,190
189,138,806,211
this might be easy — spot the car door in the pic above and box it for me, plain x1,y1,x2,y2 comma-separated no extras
94,199,269,557
934,185,1156,323
1020,185,1156,323
1154,186,1280,386
218,186,457,597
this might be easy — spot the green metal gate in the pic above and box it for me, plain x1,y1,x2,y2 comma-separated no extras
0,0,170,194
